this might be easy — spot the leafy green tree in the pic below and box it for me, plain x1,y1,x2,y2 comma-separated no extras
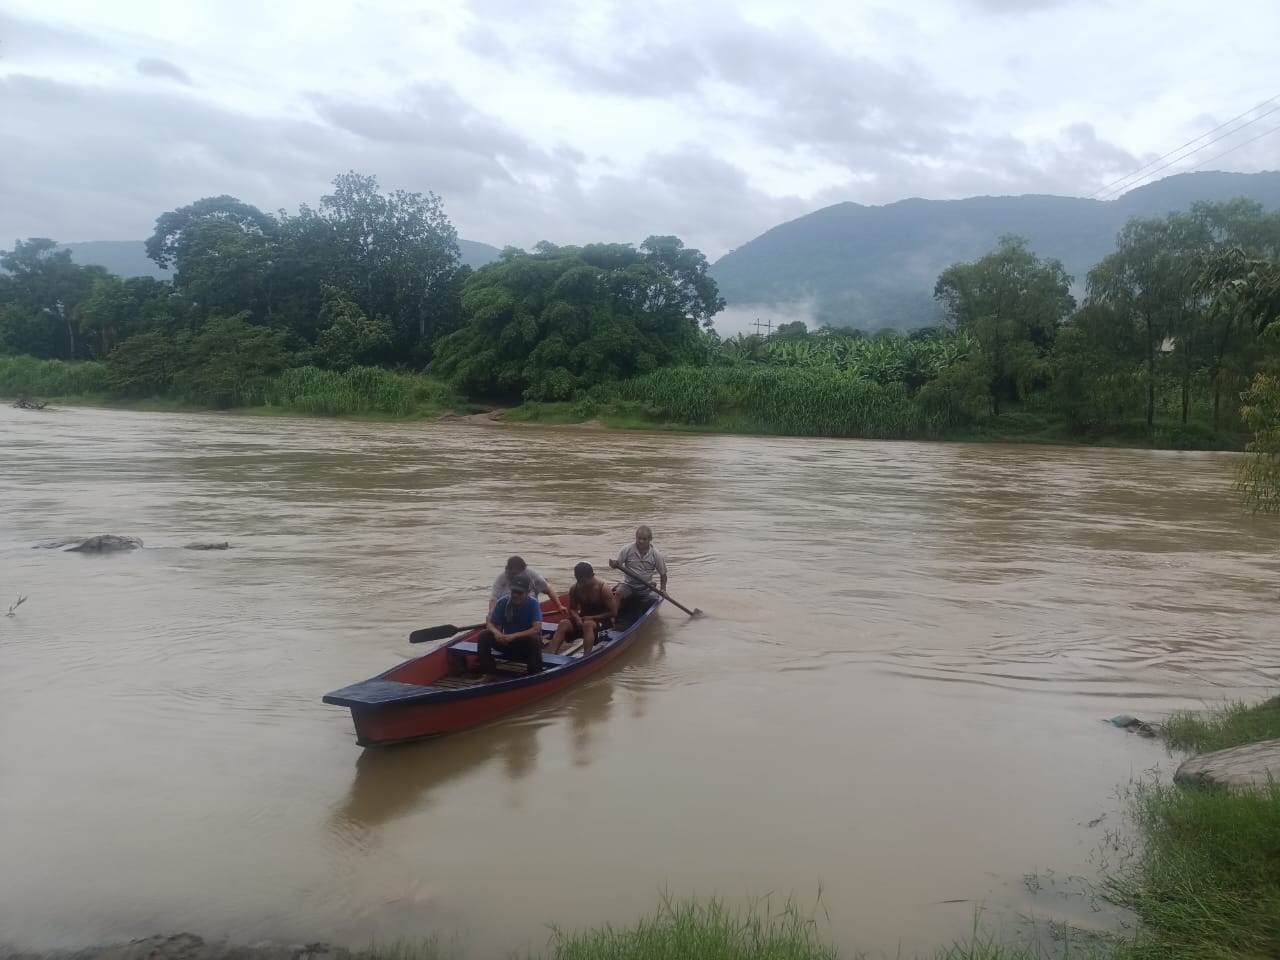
914,358,991,426
73,275,181,358
175,314,291,407
636,235,726,327
1197,250,1280,510
172,218,274,320
1050,310,1147,433
1237,348,1280,514
311,286,393,371
145,195,278,270
773,320,809,341
934,236,1075,414
104,331,186,397
317,172,462,354
430,241,720,401
0,239,105,360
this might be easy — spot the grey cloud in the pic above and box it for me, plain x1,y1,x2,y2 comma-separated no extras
964,0,1090,10
803,121,1146,211
489,7,971,166
0,11,111,61
677,18,973,163
310,84,538,168
500,146,810,259
458,22,510,59
552,41,709,99
0,74,630,256
135,57,193,85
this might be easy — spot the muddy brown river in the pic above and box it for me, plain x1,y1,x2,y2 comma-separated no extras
1,405,1277,958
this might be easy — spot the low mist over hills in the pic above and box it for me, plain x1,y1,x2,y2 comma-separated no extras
60,238,504,277
709,170,1280,332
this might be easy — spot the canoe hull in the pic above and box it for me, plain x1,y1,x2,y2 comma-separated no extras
325,597,660,746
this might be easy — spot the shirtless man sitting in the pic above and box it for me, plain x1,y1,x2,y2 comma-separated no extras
548,561,618,656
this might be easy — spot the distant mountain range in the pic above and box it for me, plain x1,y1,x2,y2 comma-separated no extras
709,170,1280,331
59,238,505,278
55,170,1280,333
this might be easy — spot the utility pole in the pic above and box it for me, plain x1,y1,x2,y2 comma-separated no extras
750,317,774,339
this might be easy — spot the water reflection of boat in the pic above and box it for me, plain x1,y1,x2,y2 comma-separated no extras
330,672,621,837
323,597,661,746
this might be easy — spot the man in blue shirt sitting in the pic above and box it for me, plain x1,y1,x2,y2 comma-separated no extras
477,573,544,679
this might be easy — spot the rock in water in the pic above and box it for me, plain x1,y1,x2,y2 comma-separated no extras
33,537,87,549
65,535,144,552
184,542,230,550
1174,739,1280,791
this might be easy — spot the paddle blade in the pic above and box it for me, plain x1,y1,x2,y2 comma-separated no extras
409,624,462,644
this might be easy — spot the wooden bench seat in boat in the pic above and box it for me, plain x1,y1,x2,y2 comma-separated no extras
447,640,577,667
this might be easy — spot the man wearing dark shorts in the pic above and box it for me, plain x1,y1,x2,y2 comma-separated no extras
548,562,618,656
608,525,667,617
476,574,544,679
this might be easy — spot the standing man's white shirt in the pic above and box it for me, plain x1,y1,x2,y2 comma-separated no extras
615,544,666,595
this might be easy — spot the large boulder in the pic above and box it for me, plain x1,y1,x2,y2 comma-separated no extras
64,535,143,552
1174,738,1280,791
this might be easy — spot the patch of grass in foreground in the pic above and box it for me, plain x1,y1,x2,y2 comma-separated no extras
545,897,837,960
1104,778,1280,960
1160,695,1280,753
539,896,1111,960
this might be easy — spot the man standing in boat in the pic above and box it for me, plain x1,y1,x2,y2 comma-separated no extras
608,525,667,617
548,561,618,656
477,574,544,679
489,556,565,617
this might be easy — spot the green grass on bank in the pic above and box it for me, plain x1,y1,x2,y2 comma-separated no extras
364,898,1114,960
1159,696,1280,754
0,354,1253,450
1099,695,1280,960
0,356,469,421
1105,780,1280,960
364,903,1108,960
547,897,837,960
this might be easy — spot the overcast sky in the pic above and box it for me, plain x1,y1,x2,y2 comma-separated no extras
2,0,1278,260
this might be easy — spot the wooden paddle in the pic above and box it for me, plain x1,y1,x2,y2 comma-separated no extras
618,561,704,618
409,622,484,644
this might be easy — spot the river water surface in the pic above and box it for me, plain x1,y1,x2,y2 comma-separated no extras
1,406,1277,958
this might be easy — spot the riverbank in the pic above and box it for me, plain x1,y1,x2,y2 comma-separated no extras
6,391,1250,454
1,351,1255,451
1103,696,1280,959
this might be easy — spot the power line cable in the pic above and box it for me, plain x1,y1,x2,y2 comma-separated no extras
1089,94,1280,200
1095,104,1280,200
1184,121,1280,173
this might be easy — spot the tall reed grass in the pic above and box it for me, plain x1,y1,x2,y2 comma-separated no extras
606,366,942,438
0,355,108,397
546,896,836,960
264,366,453,417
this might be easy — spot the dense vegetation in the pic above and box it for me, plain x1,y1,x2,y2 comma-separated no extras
3,176,1280,508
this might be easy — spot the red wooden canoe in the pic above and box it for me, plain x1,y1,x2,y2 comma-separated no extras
323,595,661,746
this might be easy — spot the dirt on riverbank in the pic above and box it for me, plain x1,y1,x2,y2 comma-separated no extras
0,933,363,960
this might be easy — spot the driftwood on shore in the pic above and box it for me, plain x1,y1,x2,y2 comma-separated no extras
12,398,48,410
